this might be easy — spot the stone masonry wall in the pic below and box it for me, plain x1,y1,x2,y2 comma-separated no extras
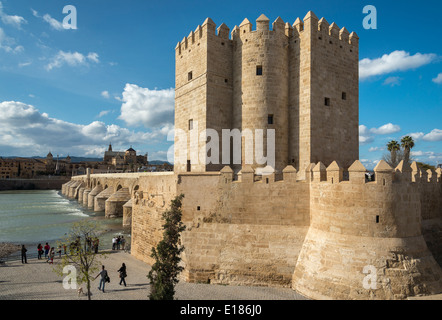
292,161,442,300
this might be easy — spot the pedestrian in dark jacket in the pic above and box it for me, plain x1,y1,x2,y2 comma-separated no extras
118,263,127,287
37,244,43,260
21,245,27,264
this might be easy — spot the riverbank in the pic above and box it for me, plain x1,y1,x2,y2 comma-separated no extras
0,243,21,259
0,178,69,191
0,220,130,261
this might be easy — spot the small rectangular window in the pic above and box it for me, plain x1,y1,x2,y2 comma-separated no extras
324,97,330,106
188,71,193,81
189,119,193,130
342,92,347,100
197,206,201,211
376,215,380,223
268,114,273,125
187,160,191,172
256,65,263,76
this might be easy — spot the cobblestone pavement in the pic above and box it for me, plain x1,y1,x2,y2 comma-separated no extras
0,250,307,300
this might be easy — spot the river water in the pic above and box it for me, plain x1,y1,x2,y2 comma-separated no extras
0,190,129,250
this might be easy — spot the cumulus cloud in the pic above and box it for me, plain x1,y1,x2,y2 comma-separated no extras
359,123,401,145
422,129,442,142
359,125,374,145
407,129,442,142
408,132,424,140
46,50,100,71
118,84,175,128
0,1,27,29
369,123,401,135
0,101,170,157
359,50,437,80
432,73,442,84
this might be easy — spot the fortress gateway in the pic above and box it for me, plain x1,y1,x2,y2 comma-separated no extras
63,12,442,300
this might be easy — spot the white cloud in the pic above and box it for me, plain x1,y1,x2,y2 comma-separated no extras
0,27,23,53
383,76,402,87
101,91,110,99
32,9,69,31
368,146,384,152
0,1,27,29
360,123,401,145
407,129,442,142
432,73,442,84
43,13,63,31
408,132,424,140
87,52,99,63
46,50,100,71
118,84,175,128
18,61,32,67
0,100,170,157
97,110,111,118
359,50,437,80
423,129,442,142
411,151,424,156
359,125,374,145
369,123,401,135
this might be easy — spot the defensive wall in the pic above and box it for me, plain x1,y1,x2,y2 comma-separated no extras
63,160,442,299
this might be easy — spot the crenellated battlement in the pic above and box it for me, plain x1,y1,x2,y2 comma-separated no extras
218,160,442,186
175,17,232,56
176,11,358,57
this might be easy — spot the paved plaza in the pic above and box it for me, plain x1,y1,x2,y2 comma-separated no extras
0,250,306,300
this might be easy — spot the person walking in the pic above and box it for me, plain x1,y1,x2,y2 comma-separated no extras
117,263,127,287
116,236,121,250
44,243,50,260
112,237,116,250
48,247,55,264
95,265,108,293
37,244,43,260
94,238,99,254
121,236,126,251
21,245,28,264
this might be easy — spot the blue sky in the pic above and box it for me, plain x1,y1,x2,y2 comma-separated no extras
0,0,441,168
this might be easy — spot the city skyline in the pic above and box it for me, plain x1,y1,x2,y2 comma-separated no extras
0,0,441,169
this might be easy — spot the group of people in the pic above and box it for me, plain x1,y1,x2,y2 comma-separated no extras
95,263,127,293
111,236,126,250
36,243,62,264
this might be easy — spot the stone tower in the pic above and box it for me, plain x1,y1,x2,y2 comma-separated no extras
174,12,359,176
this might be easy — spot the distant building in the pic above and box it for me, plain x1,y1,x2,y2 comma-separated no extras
103,144,148,171
0,157,46,179
45,152,72,175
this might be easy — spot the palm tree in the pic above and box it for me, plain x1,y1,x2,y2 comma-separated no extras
401,136,415,165
386,140,401,167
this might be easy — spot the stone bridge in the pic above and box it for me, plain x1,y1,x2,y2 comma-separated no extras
61,169,173,227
